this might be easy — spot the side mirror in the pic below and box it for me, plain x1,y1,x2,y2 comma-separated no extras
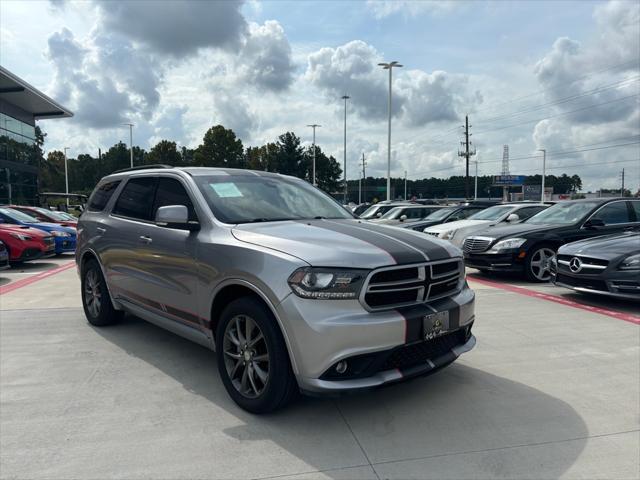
584,218,605,229
400,214,408,222
376,212,382,218
156,205,199,231
506,213,520,222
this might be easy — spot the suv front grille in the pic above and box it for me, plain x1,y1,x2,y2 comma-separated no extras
361,260,462,311
463,237,493,253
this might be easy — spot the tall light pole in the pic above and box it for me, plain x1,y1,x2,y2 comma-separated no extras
378,61,403,201
537,149,546,202
404,170,407,200
63,147,70,206
306,124,321,186
341,95,350,204
122,123,134,168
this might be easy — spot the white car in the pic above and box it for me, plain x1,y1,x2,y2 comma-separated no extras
423,203,549,247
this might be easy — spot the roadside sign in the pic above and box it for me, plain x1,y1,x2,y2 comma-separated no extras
493,175,526,186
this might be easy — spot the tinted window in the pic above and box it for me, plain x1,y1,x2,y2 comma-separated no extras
153,178,197,222
592,201,632,225
630,201,640,221
113,177,156,220
88,181,121,212
517,206,547,220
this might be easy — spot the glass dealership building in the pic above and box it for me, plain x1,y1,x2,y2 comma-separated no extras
0,66,72,205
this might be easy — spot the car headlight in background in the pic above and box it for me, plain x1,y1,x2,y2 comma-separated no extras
619,253,640,270
487,238,526,252
51,231,71,237
9,232,32,241
440,230,457,240
288,267,367,299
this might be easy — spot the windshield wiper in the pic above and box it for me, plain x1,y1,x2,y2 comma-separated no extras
246,217,297,223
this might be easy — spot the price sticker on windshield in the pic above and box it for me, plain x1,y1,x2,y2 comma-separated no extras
210,182,243,198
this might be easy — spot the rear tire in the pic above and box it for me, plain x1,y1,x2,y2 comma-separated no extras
215,296,297,414
81,259,123,326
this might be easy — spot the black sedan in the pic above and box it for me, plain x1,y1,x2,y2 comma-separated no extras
462,198,640,282
551,232,639,300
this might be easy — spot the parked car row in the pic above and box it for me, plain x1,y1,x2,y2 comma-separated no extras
0,205,77,271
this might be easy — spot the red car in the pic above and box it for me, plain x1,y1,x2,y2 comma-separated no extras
7,206,78,228
0,224,56,262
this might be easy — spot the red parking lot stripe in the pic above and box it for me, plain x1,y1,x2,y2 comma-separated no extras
468,275,640,325
0,262,76,295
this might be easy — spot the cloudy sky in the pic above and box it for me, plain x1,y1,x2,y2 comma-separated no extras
1,0,638,192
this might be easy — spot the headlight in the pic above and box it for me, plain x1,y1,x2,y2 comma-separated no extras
51,230,71,237
619,253,640,270
487,238,527,252
440,230,457,240
9,232,32,241
288,267,367,299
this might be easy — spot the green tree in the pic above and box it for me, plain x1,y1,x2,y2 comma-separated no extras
146,140,182,166
41,150,66,192
274,132,304,176
301,145,342,192
194,125,244,168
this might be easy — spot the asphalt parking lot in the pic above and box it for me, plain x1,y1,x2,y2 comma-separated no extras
1,259,638,479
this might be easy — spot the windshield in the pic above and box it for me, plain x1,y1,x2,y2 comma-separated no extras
380,207,406,220
424,207,457,221
32,207,69,221
525,201,600,225
0,207,39,223
360,205,382,219
468,205,514,221
194,174,353,224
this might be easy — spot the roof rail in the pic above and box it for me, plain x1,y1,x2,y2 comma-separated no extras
113,164,174,174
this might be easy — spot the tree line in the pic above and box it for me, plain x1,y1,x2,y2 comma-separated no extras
37,124,583,202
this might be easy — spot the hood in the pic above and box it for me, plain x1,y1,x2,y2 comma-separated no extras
0,224,49,237
28,222,76,234
470,222,555,240
559,232,640,259
425,219,490,233
231,219,459,268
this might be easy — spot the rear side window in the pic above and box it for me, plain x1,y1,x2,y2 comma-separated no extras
593,201,632,225
112,177,157,221
88,181,121,212
152,178,198,222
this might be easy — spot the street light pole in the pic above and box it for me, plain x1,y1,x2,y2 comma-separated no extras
404,170,407,200
474,158,478,200
122,123,134,167
537,149,546,202
378,61,403,201
306,124,321,186
341,95,350,204
63,147,70,206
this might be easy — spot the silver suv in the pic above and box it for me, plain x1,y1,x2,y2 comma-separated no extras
77,166,476,413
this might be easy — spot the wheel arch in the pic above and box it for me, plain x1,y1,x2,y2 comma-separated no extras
79,248,121,310
209,280,299,374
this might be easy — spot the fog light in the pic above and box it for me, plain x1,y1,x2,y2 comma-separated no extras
335,361,348,374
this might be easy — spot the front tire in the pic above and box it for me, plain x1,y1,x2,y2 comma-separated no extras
216,296,297,414
81,259,123,326
525,245,556,282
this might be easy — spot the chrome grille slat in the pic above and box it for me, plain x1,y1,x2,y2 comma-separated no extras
463,237,493,254
361,259,463,311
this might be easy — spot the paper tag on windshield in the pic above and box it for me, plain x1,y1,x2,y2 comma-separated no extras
210,182,243,198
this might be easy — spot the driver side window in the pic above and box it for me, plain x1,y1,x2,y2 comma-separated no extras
592,202,631,225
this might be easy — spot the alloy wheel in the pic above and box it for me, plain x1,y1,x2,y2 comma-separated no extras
84,269,102,317
529,247,556,281
223,314,270,399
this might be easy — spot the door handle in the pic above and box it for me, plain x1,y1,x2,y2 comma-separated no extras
96,227,106,234
139,235,153,244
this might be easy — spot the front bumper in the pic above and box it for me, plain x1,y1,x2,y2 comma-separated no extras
551,269,640,301
276,284,475,393
54,237,77,254
464,251,524,272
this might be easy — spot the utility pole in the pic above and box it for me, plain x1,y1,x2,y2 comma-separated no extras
361,153,367,203
63,147,70,206
306,124,321,186
620,168,625,197
342,95,350,203
122,123,134,167
404,170,407,200
458,115,475,199
474,157,478,200
538,149,546,202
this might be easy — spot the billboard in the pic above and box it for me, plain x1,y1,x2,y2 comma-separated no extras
523,184,541,201
493,175,526,186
